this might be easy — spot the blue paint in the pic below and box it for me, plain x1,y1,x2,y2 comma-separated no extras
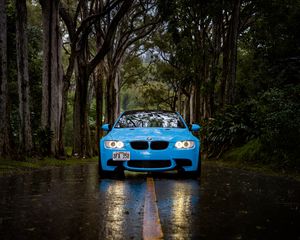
99,110,201,173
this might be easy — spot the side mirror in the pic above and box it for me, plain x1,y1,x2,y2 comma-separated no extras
102,124,111,132
191,124,201,131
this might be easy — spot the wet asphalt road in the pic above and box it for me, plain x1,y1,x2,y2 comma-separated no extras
0,163,300,240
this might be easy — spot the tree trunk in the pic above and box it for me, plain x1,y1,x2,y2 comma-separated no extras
16,0,32,155
226,0,241,105
189,85,195,124
40,0,64,156
106,70,117,125
73,62,92,158
0,0,11,157
209,14,222,117
58,76,70,157
221,0,241,107
194,75,201,123
178,88,182,114
94,63,105,155
114,68,121,120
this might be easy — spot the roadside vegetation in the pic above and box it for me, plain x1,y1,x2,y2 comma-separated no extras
203,85,300,173
0,157,97,176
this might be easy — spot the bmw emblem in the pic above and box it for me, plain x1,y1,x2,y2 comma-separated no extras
147,137,152,141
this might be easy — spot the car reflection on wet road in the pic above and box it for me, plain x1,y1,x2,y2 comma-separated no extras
0,163,299,240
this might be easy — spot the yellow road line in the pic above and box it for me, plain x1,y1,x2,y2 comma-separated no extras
143,177,164,240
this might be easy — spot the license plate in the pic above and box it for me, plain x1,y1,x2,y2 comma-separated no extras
113,151,130,161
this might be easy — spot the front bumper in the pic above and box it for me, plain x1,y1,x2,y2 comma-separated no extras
100,142,200,172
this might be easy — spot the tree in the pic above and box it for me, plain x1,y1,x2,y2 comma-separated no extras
221,0,241,107
0,0,11,157
156,0,254,121
39,0,64,157
102,0,159,125
60,0,134,157
16,0,32,155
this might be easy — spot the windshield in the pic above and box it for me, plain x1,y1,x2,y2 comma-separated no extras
114,111,186,128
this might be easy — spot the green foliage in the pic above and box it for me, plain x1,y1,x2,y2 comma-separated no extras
224,138,262,163
255,86,300,168
204,102,258,157
238,0,300,97
121,54,176,111
205,85,300,170
122,81,172,111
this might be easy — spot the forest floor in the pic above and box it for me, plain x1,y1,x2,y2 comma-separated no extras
205,159,300,182
0,157,97,177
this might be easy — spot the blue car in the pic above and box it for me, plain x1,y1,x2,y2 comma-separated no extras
99,110,201,178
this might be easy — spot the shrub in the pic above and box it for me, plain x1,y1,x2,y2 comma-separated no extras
205,84,300,170
255,86,300,168
204,102,258,158
224,138,262,163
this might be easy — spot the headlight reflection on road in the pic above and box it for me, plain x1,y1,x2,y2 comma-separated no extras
100,180,126,239
170,181,197,238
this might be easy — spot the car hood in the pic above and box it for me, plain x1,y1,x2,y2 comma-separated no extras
106,128,195,142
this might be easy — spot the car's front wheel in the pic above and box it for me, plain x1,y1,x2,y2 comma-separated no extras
178,156,201,179
99,155,124,179
188,162,201,179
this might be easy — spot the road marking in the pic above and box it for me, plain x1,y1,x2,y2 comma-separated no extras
143,177,164,240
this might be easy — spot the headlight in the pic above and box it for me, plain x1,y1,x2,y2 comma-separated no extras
104,141,124,149
175,141,195,149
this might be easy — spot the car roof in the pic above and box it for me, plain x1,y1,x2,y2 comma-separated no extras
122,110,176,115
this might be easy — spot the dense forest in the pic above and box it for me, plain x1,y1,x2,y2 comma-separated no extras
0,0,299,170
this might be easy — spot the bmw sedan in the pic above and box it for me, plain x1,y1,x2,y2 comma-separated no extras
99,110,201,178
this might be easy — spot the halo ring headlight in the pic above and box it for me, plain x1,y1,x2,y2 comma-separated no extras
175,141,195,149
116,141,124,148
105,141,124,149
175,141,183,148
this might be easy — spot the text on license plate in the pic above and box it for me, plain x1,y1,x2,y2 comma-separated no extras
113,151,130,161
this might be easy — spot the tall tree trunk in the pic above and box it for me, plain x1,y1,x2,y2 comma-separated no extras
189,85,195,124
183,95,190,123
178,88,182,114
95,63,105,155
114,68,121,120
221,43,229,108
106,70,117,125
0,0,11,157
73,62,92,158
226,0,241,105
16,0,32,155
209,14,222,117
87,74,95,155
221,0,241,107
40,0,64,156
194,75,201,123
72,1,93,158
58,76,70,157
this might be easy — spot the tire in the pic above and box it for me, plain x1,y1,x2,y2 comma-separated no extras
98,150,111,178
189,162,201,179
98,153,124,179
190,151,202,179
177,153,201,179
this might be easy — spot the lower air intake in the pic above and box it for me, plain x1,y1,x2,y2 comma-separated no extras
127,160,171,168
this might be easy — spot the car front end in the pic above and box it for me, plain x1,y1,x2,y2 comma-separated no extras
99,110,201,177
